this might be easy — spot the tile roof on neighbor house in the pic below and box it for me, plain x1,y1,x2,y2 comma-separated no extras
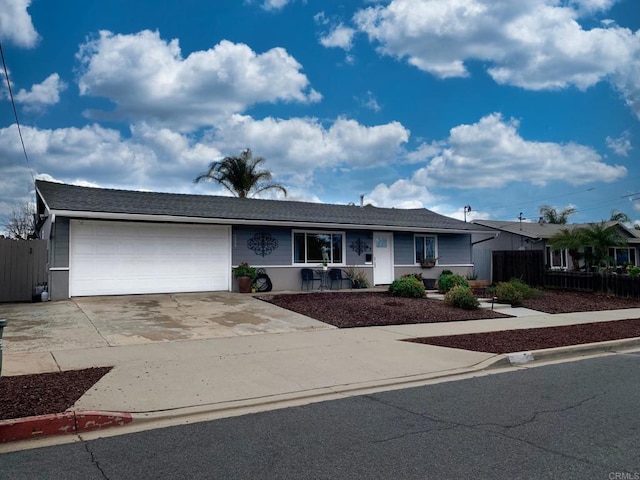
473,219,640,243
36,180,491,233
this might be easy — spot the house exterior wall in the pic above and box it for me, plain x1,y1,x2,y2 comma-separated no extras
46,219,475,297
50,217,70,301
472,231,545,282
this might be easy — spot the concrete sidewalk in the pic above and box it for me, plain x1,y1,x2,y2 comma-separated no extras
2,298,640,446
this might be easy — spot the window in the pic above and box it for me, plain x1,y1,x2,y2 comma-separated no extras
294,231,344,264
546,246,567,270
415,235,437,264
609,247,636,267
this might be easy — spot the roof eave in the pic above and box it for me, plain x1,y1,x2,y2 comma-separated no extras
49,209,484,234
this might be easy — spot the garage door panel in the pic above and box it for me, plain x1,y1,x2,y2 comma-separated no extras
70,220,230,296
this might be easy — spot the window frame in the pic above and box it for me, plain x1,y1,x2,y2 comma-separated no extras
292,230,346,265
546,246,568,270
609,247,637,267
414,234,438,265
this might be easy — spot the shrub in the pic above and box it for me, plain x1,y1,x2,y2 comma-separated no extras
389,276,426,298
628,266,640,276
495,282,524,306
402,272,423,281
444,285,479,310
437,273,469,293
441,269,453,276
508,278,542,299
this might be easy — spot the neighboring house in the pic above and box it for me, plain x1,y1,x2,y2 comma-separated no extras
35,181,493,300
471,219,640,281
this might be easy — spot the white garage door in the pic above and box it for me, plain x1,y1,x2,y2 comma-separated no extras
70,220,230,296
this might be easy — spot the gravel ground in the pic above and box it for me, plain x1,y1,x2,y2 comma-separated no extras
2,289,640,422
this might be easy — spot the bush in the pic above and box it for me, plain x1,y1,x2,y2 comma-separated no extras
628,266,640,276
495,282,524,306
444,285,479,310
437,273,469,293
508,278,542,299
389,276,426,298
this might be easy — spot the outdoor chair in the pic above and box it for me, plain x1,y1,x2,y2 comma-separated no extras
300,268,321,291
329,268,352,290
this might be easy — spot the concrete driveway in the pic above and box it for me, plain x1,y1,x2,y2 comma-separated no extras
0,292,332,355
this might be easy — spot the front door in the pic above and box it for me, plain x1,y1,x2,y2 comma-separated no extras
373,232,394,285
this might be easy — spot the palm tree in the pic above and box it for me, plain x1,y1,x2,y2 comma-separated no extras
548,227,585,271
581,221,627,270
609,210,631,223
194,149,287,198
538,205,577,224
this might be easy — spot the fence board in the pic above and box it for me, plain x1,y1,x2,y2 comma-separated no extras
542,271,640,300
492,250,544,286
0,238,48,302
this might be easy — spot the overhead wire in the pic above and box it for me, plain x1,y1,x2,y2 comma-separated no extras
0,39,34,183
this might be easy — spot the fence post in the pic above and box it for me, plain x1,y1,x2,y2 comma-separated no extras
0,319,6,378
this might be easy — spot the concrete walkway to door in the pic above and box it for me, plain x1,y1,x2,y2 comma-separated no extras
0,292,333,374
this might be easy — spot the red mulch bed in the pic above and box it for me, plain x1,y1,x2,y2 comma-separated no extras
260,291,511,328
522,289,640,313
0,367,111,420
407,318,640,354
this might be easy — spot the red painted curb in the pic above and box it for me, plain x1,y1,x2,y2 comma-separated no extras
0,411,133,443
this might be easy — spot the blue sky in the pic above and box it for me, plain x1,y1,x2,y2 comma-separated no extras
1,0,639,228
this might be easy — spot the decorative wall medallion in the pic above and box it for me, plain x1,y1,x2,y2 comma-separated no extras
248,232,279,257
349,238,371,256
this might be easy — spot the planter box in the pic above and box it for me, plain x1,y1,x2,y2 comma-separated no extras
422,278,436,290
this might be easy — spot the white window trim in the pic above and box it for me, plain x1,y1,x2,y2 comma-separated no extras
414,234,438,265
609,247,637,266
546,246,568,270
292,230,347,266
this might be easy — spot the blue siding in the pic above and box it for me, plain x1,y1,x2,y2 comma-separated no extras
53,217,70,268
346,231,373,265
232,226,291,266
231,226,471,267
394,233,414,265
439,234,471,264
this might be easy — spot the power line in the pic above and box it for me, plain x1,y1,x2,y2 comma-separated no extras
0,39,34,183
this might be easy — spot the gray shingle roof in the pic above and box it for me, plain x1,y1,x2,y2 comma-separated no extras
473,219,640,243
36,180,490,233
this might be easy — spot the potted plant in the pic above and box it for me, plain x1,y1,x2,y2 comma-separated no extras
321,246,329,271
233,262,257,293
420,257,437,268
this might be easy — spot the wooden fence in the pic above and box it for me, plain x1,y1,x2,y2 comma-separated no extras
543,271,640,299
492,250,544,286
0,238,47,303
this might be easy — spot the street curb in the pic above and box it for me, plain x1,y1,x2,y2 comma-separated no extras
2,339,638,444
501,336,640,366
0,410,133,443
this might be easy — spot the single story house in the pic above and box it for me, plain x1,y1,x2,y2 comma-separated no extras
471,219,640,281
35,180,493,300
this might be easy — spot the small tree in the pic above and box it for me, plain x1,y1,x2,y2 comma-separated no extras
2,203,36,240
538,205,577,224
548,227,585,271
582,222,627,270
194,149,287,198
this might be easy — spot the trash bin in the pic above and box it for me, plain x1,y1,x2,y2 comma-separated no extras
0,319,6,378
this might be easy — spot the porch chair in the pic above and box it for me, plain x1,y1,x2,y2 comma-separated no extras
329,268,352,290
300,268,321,291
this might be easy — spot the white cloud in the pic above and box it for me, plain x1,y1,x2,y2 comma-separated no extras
412,113,627,188
14,73,67,110
0,0,39,48
606,131,632,156
357,91,381,112
76,30,321,131
354,0,640,116
261,0,296,10
210,114,410,178
366,179,436,208
320,23,357,50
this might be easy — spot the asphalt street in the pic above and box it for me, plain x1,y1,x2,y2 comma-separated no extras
2,353,640,479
